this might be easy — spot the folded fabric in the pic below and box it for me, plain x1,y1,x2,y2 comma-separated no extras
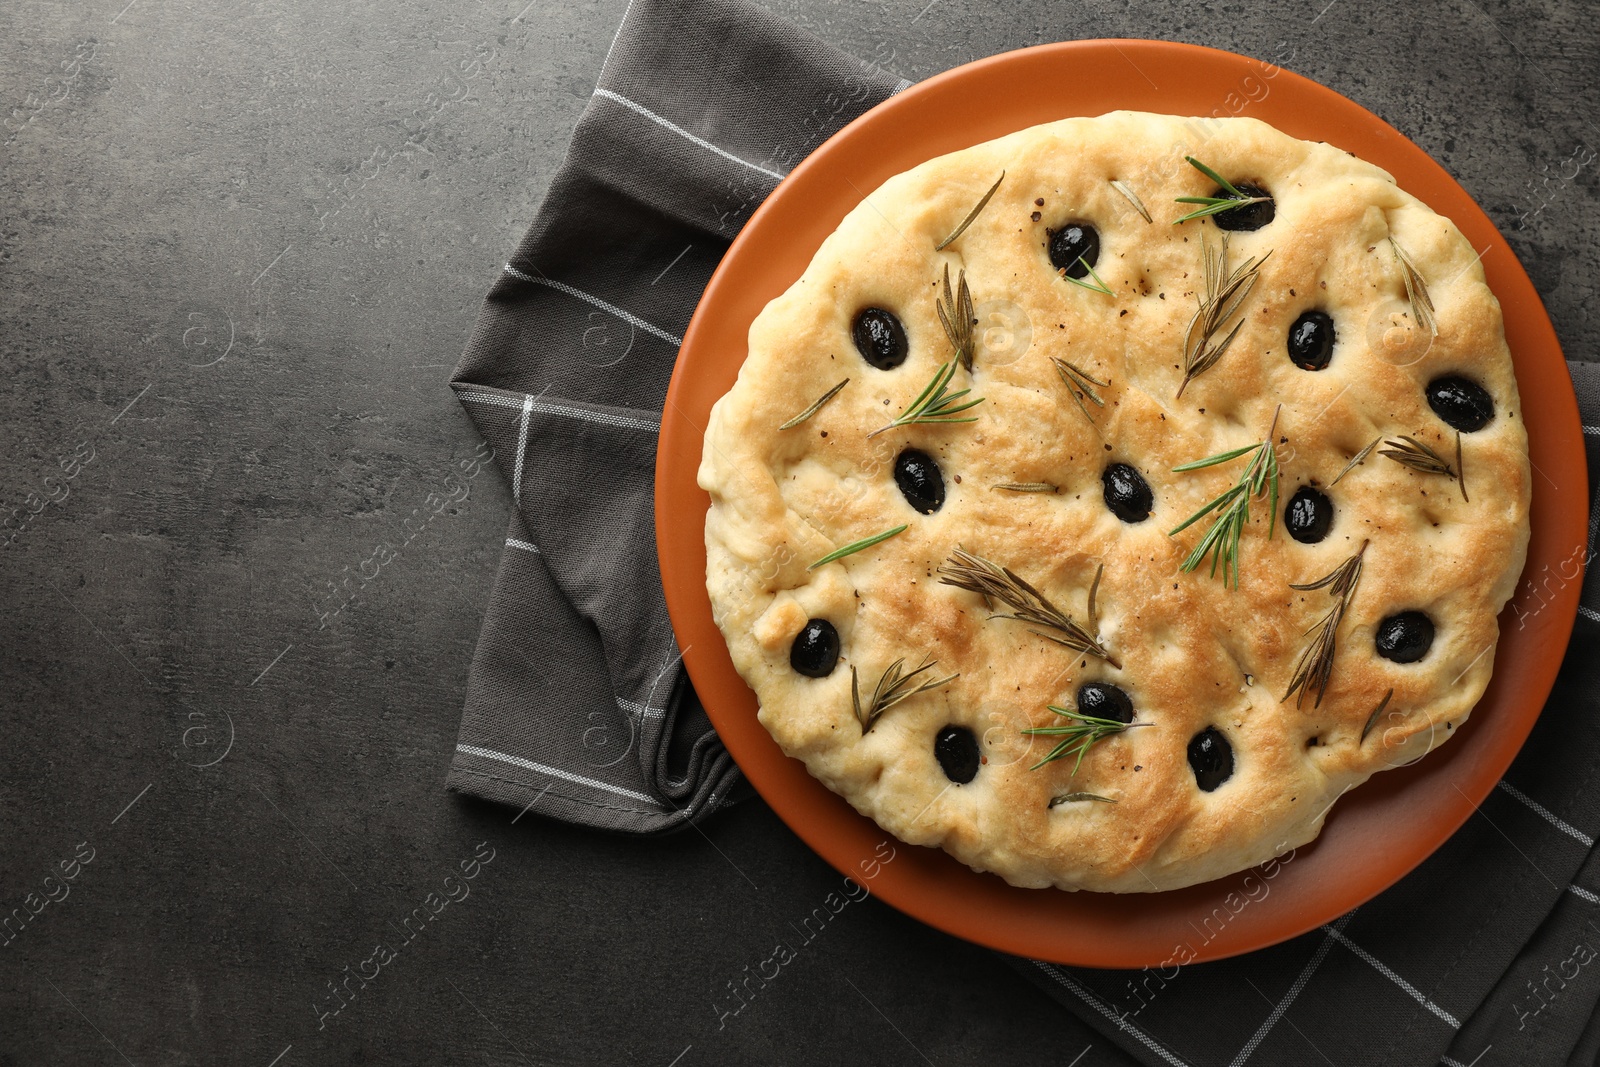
449,0,1600,1060
447,0,904,832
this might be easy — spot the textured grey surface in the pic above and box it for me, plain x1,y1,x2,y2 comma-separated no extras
0,0,1595,1064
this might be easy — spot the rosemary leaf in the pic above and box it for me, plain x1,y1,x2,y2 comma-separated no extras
1172,156,1271,224
1380,434,1468,500
1052,357,1108,431
1049,791,1118,807
1389,237,1438,337
1172,441,1264,472
1087,560,1104,626
808,524,908,570
938,549,1119,667
852,655,959,733
935,264,979,371
867,360,984,438
1177,234,1271,398
1168,408,1282,588
1186,156,1248,198
1360,688,1395,743
935,171,1005,251
778,378,849,430
1173,196,1273,225
1025,706,1150,774
1061,256,1114,296
1109,179,1153,223
1379,435,1452,475
992,482,1059,493
1329,436,1382,487
1284,540,1368,708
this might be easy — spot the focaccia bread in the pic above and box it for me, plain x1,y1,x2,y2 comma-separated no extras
697,111,1531,892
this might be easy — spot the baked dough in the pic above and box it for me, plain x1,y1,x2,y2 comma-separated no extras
698,112,1531,892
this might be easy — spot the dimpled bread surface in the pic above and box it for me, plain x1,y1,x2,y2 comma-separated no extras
697,111,1531,893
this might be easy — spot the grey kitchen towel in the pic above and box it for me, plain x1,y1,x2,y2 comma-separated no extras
449,0,1600,1063
446,0,906,832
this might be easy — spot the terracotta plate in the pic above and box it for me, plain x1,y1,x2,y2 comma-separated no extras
655,40,1586,967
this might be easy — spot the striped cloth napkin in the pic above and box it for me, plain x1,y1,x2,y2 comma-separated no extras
446,0,904,831
447,0,1600,1062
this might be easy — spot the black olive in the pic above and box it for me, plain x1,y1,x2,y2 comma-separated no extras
1287,310,1335,371
894,448,946,514
1102,463,1153,523
1210,182,1275,231
1426,375,1495,432
1048,223,1100,278
1375,611,1434,663
851,308,908,370
934,725,980,784
1187,727,1234,792
1284,486,1334,544
1076,682,1134,724
789,619,839,677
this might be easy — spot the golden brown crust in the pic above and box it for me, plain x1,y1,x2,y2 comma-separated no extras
698,112,1531,892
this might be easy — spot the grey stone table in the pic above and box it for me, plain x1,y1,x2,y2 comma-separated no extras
1,1,1594,1064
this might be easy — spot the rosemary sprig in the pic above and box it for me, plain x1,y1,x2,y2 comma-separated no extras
1061,256,1114,296
1052,357,1108,429
1050,791,1117,807
1329,436,1382,487
866,360,984,438
779,377,849,430
1178,233,1271,398
1283,540,1368,709
1360,688,1395,743
851,655,959,733
808,524,908,570
1109,179,1152,223
937,548,1120,667
1168,408,1282,588
935,170,1005,251
1379,433,1468,501
1173,156,1272,224
1025,706,1149,773
992,482,1059,493
1389,237,1438,337
937,264,978,371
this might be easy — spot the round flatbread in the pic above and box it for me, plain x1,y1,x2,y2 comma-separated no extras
699,111,1531,892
